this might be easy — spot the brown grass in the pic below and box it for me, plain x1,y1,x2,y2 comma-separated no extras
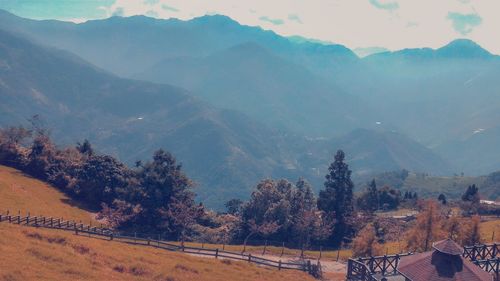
0,165,95,222
0,223,314,281
480,219,500,243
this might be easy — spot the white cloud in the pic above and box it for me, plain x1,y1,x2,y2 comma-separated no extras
101,0,500,54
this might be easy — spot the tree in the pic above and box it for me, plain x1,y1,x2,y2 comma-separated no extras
462,184,480,204
131,149,196,234
0,126,32,168
26,134,56,179
461,184,480,215
352,224,382,257
295,178,316,212
76,139,94,157
366,179,379,213
0,126,32,145
290,178,331,246
378,186,400,210
406,201,444,252
438,194,447,205
225,199,243,215
318,150,354,247
97,200,142,229
460,215,482,246
444,215,461,241
74,155,131,207
240,179,290,243
161,199,204,241
242,219,280,250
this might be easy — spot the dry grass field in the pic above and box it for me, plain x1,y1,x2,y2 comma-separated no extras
0,165,95,222
0,223,314,281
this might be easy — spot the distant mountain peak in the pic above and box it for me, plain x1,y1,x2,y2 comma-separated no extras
437,39,493,59
190,14,240,26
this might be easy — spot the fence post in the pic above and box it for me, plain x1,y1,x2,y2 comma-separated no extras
300,245,304,259
147,237,150,246
34,216,37,226
248,254,252,263
262,240,267,255
382,255,387,275
278,260,282,270
75,224,78,235
215,248,219,259
222,243,225,251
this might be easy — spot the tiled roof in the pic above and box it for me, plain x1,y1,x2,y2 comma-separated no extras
432,239,464,255
398,251,493,281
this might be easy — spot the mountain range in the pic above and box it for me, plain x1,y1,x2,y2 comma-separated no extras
0,10,499,207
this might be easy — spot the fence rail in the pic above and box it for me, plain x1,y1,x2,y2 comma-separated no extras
0,213,322,278
464,243,499,261
348,245,500,281
474,258,500,281
347,253,413,281
357,253,413,275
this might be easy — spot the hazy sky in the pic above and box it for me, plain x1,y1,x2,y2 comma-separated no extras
2,0,500,54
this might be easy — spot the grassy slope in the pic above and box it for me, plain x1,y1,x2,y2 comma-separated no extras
0,165,95,222
0,165,313,281
0,224,313,281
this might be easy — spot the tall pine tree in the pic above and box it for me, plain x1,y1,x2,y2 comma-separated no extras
317,150,354,247
367,179,379,213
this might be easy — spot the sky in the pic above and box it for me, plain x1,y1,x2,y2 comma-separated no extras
1,0,500,55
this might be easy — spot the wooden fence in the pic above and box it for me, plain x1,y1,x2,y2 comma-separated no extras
0,213,322,278
464,243,499,261
474,258,500,281
347,253,413,281
356,253,413,275
348,244,500,281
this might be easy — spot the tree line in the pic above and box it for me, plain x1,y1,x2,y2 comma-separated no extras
0,120,495,250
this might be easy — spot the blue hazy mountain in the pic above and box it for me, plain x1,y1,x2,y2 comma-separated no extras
136,42,370,136
0,28,456,208
0,10,357,78
1,9,499,199
0,28,312,208
0,9,369,137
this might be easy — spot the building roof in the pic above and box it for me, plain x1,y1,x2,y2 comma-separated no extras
398,248,493,281
432,239,464,255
